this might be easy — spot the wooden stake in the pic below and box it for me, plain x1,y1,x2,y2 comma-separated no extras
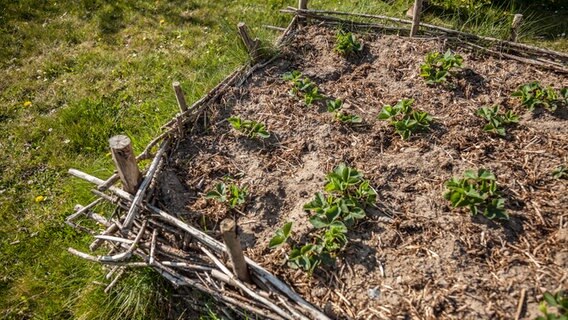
109,135,141,194
172,81,188,112
298,0,307,10
237,22,261,62
220,219,251,283
510,14,523,42
410,0,423,37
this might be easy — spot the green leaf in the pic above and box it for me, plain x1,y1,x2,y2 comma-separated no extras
268,222,293,249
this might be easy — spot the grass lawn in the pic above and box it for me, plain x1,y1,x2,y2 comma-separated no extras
0,0,566,318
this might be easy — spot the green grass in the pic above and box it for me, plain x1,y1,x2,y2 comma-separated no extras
0,0,566,319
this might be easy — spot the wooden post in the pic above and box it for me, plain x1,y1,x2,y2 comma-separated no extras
220,219,251,283
410,0,423,37
510,14,523,42
237,22,261,62
298,0,308,25
109,135,142,195
172,81,188,112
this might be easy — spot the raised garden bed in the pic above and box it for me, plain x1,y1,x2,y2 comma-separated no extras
67,8,568,320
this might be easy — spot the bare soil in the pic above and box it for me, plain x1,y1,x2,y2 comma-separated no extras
160,25,568,319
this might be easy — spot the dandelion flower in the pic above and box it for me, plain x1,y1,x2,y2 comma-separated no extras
23,101,32,107
35,195,45,203
159,19,165,25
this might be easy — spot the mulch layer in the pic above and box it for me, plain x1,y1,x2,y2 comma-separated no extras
160,25,568,319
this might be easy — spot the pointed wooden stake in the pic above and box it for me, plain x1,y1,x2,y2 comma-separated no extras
109,135,141,194
410,0,423,37
221,219,251,283
237,22,261,62
172,81,188,112
510,14,523,42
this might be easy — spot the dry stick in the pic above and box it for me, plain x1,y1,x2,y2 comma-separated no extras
172,81,188,112
463,41,568,73
237,22,261,62
122,139,170,230
160,261,213,272
73,204,110,227
109,135,142,195
104,268,125,294
149,229,158,265
90,223,119,251
514,288,527,320
220,219,252,283
98,220,147,263
67,169,330,320
200,246,295,320
106,265,120,280
510,14,523,42
94,235,135,245
284,8,568,60
410,0,423,37
66,198,102,222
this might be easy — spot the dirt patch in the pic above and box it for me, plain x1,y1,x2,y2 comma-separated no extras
160,26,568,319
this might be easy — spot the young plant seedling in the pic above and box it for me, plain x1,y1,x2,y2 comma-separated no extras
378,98,432,139
419,50,463,85
552,165,567,179
283,71,324,106
227,116,270,139
561,87,568,104
475,105,519,137
334,30,363,56
444,169,508,220
205,182,247,209
326,99,362,124
511,81,560,112
287,243,328,274
268,222,293,249
536,291,567,320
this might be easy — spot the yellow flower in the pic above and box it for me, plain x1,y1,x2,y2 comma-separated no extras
159,19,165,25
35,195,45,203
23,101,32,107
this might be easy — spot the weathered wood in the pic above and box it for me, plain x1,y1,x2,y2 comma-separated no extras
298,0,307,10
109,135,141,194
69,158,331,320
122,139,169,230
66,198,102,222
172,81,188,112
89,223,119,251
237,22,261,62
220,219,252,283
510,14,523,42
410,0,423,37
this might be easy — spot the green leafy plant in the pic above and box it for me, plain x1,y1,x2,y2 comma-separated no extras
536,291,567,320
378,98,432,139
444,169,508,220
475,105,519,136
283,71,324,105
268,222,293,249
334,30,363,56
419,50,463,84
326,99,362,124
552,165,567,179
287,244,328,273
205,182,247,209
227,116,270,139
512,81,560,112
561,88,568,104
